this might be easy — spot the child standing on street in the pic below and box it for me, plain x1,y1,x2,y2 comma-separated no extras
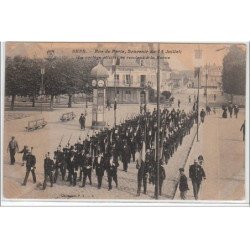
179,168,189,200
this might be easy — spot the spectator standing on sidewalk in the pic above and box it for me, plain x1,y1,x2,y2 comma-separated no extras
200,109,206,123
7,136,19,165
228,103,233,118
189,159,206,200
79,113,86,130
179,168,189,200
240,121,245,141
18,145,29,166
234,105,239,118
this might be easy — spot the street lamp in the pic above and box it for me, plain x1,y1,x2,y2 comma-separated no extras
85,83,89,109
194,48,202,142
40,66,45,114
205,64,208,108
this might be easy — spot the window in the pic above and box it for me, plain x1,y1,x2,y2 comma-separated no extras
124,74,133,85
140,59,144,66
114,74,119,83
125,90,131,102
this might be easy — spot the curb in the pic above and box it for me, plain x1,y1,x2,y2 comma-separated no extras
172,122,201,199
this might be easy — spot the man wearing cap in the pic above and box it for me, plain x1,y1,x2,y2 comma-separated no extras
43,153,55,190
79,113,86,130
22,148,36,186
19,145,29,166
189,159,206,200
7,136,19,165
179,168,189,200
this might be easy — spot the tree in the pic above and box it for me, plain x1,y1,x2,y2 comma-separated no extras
5,56,41,110
222,45,246,98
44,57,66,109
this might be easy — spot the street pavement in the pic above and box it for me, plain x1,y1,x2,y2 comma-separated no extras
3,90,198,200
3,87,246,201
174,107,245,201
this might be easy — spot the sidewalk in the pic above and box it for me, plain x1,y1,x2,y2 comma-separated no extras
174,110,245,201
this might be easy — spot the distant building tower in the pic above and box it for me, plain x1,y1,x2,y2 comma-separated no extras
90,62,109,129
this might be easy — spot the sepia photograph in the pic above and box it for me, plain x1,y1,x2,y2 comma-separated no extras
1,42,248,204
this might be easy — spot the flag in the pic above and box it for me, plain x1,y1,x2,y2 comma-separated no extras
114,99,117,110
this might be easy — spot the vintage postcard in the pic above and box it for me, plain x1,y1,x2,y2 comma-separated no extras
1,42,248,205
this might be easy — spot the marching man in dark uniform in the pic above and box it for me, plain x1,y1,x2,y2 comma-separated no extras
106,154,119,190
82,152,92,187
79,113,86,130
21,148,36,186
77,149,85,182
189,159,206,200
54,146,66,183
7,136,19,165
159,160,166,196
136,158,148,196
93,152,105,189
43,153,54,190
68,150,77,186
121,141,131,172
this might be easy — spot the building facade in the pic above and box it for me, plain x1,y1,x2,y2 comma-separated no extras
103,58,171,104
194,63,222,89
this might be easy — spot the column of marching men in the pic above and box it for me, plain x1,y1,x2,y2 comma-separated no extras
20,107,197,196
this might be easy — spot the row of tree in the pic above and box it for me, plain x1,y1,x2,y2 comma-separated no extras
5,56,98,110
222,45,246,97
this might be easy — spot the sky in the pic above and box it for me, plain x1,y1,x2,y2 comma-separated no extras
5,42,246,71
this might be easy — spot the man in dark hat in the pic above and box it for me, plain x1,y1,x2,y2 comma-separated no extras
43,152,54,190
121,141,131,172
21,148,36,186
159,160,166,196
136,158,148,196
106,154,119,190
189,159,206,200
179,168,189,200
81,152,92,187
93,152,105,189
79,113,86,130
200,109,206,123
7,136,19,165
